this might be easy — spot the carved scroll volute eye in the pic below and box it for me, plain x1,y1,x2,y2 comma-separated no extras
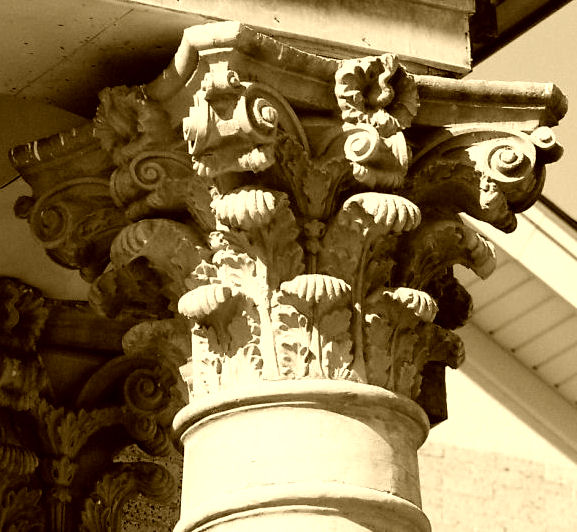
530,126,564,164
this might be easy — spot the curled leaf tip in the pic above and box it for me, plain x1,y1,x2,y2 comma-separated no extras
178,283,237,321
280,274,351,305
389,287,438,322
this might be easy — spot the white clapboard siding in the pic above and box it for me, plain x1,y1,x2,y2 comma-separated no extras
491,296,574,349
456,241,577,407
472,278,552,332
464,260,530,307
559,374,577,404
514,315,577,369
536,347,577,385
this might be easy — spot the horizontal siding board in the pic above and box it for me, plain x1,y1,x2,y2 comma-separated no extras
515,316,577,368
536,346,577,384
472,278,552,332
492,297,575,349
558,373,577,405
466,261,531,310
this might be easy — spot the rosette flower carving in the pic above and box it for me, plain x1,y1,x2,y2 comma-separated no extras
335,54,418,188
95,85,178,166
335,54,418,135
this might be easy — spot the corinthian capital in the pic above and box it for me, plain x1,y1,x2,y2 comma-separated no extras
9,22,566,426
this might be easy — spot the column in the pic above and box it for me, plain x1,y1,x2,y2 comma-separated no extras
5,20,566,531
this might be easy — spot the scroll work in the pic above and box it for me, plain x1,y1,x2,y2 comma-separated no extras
0,278,184,531
8,29,565,425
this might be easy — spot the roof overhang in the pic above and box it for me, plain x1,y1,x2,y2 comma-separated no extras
471,0,574,65
457,201,577,463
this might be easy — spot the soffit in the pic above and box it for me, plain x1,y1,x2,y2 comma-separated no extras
1,0,210,116
471,0,574,64
455,202,577,461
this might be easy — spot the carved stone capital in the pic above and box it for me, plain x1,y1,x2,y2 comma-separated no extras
0,277,186,531
9,21,566,426
6,20,567,532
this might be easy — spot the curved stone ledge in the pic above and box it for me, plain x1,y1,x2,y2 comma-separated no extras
174,380,430,532
175,482,431,532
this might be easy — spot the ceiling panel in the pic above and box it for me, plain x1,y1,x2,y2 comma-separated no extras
492,296,574,348
515,315,577,369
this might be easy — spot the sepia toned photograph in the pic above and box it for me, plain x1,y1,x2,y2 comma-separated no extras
1,1,576,530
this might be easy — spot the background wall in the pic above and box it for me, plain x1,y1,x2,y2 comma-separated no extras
420,440,577,531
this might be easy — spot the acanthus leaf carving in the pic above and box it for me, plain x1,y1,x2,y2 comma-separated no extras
6,23,568,437
80,462,177,532
0,486,43,532
110,150,216,233
364,287,464,398
90,218,211,319
0,420,43,532
394,214,497,290
211,187,305,291
274,274,354,380
178,186,305,390
318,192,421,286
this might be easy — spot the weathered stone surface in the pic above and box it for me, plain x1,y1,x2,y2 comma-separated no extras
0,278,185,532
173,380,430,532
5,19,566,532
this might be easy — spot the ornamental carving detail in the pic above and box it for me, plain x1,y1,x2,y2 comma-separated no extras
10,22,566,423
335,54,419,188
5,25,567,531
0,278,185,531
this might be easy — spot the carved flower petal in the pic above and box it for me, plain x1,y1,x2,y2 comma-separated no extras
212,188,279,230
342,193,421,233
178,284,238,321
280,274,351,305
389,287,438,322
